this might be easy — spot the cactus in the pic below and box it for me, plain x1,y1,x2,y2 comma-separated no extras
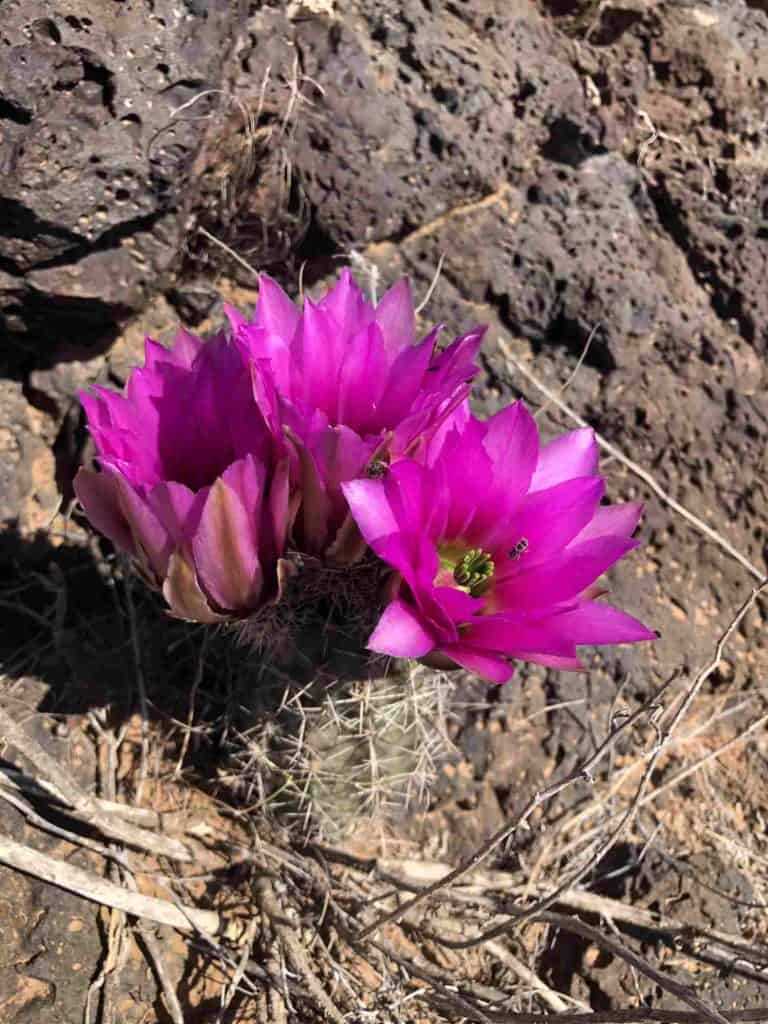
228,661,454,838
224,559,456,838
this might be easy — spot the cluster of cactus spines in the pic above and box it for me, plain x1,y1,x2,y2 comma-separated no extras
221,556,455,838
237,556,385,667
225,660,455,838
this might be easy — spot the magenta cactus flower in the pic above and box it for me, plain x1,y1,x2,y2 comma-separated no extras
229,269,484,554
75,330,295,622
342,404,655,683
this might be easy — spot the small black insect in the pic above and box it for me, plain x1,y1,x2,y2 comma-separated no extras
508,537,529,560
366,459,388,478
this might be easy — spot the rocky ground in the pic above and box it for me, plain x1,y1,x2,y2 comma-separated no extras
1,1,768,1021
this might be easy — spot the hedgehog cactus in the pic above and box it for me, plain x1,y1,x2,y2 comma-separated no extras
76,268,654,836
227,658,454,839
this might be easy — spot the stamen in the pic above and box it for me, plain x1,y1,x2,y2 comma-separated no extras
453,548,495,593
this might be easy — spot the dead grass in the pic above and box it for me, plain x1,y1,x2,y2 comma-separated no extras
181,55,322,282
2,532,767,1023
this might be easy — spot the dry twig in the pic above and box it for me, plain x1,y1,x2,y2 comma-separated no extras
0,701,191,861
358,674,674,939
430,1008,768,1024
0,765,161,827
0,836,219,934
257,876,345,1024
485,940,587,1013
437,911,730,1024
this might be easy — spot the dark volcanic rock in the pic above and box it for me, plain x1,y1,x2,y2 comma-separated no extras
237,0,767,680
0,378,58,539
0,0,242,364
239,1,599,250
638,1,768,353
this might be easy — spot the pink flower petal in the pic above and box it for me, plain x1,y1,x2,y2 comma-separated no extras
294,299,341,415
383,460,434,538
570,502,643,545
424,327,484,397
375,277,415,358
433,587,484,622
342,478,398,544
267,458,293,558
283,427,332,555
556,600,656,644
336,321,389,429
191,467,263,614
111,473,172,579
378,328,438,427
440,645,514,683
163,551,225,624
369,599,435,657
483,401,540,503
531,427,599,492
461,616,578,657
314,424,377,487
319,267,373,338
495,536,638,609
146,481,203,545
143,329,202,370
74,468,135,555
373,533,424,586
255,274,300,340
237,323,294,396
423,399,472,464
430,418,491,539
224,303,249,334
514,652,585,671
494,476,605,572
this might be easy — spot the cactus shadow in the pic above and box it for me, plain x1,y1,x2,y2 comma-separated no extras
0,523,406,794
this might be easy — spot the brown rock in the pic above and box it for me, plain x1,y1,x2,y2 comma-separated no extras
0,0,244,353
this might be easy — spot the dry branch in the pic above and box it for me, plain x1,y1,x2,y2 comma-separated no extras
357,675,674,939
497,578,768,931
0,765,161,827
437,910,730,1024
556,709,768,860
373,857,767,966
485,940,585,1013
433,1009,768,1024
257,876,345,1024
0,703,191,861
0,836,220,935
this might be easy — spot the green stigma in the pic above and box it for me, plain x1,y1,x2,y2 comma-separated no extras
452,548,495,594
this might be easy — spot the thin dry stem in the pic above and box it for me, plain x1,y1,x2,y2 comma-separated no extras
358,674,674,938
0,836,219,934
0,699,192,861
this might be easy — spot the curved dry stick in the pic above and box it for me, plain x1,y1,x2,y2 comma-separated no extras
0,702,191,862
0,836,219,935
435,910,729,1024
427,1006,768,1024
0,765,161,826
357,676,674,940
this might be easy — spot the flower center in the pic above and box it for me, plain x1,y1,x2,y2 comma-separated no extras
444,547,495,595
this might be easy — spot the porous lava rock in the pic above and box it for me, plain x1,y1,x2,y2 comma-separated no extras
0,0,242,363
